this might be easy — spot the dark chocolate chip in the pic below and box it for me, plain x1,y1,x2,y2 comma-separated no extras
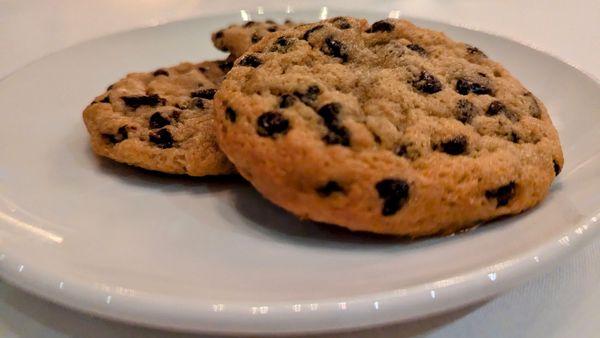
486,101,506,116
466,45,486,57
455,78,492,96
152,69,169,77
149,128,173,148
239,54,262,67
279,94,296,108
302,24,324,40
375,179,410,216
284,19,292,24
485,182,516,207
373,133,382,144
394,144,408,157
121,94,165,109
322,37,349,62
407,43,427,56
323,126,350,146
215,30,224,39
217,60,233,72
149,112,170,129
107,84,114,91
271,36,293,52
225,107,237,122
257,111,289,137
294,85,321,105
171,111,181,121
437,135,468,155
194,99,205,109
509,131,520,143
331,17,351,29
316,181,344,196
267,26,277,32
100,96,111,103
191,88,217,100
316,103,341,128
243,21,255,27
102,125,128,144
251,34,261,43
553,160,562,176
412,71,442,94
455,99,477,124
198,66,208,73
366,20,395,33
524,92,542,119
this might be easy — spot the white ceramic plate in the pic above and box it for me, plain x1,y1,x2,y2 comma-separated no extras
0,8,599,335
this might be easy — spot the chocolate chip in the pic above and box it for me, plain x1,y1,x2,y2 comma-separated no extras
294,85,321,105
302,25,324,40
198,66,208,73
412,71,442,94
102,126,128,144
149,128,173,148
455,99,477,123
251,34,261,43
366,20,395,33
191,88,217,100
243,21,255,27
100,96,111,103
553,160,562,176
107,84,114,91
149,112,170,129
466,45,486,57
239,54,262,67
215,30,224,39
455,78,492,96
284,19,292,24
331,17,351,29
257,112,289,137
437,135,468,155
323,126,350,146
217,60,233,72
407,44,427,56
225,107,237,122
486,101,505,116
509,131,520,143
394,144,408,157
152,69,169,77
524,92,542,119
267,26,277,32
121,94,165,109
171,111,181,121
322,37,349,62
316,103,341,128
271,36,293,53
375,179,410,216
485,182,516,207
316,181,344,196
279,94,296,108
194,99,204,109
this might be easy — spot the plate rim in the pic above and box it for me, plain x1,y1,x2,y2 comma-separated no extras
0,9,599,335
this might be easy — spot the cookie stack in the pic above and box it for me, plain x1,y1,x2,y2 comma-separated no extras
83,17,563,237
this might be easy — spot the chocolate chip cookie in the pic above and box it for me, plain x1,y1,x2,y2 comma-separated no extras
212,19,297,59
214,17,564,236
83,61,235,176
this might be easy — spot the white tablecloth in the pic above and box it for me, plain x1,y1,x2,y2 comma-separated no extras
0,1,598,337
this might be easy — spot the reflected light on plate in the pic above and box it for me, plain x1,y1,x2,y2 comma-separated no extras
257,6,264,15
240,10,251,22
338,302,347,310
388,10,402,19
0,212,63,244
319,7,328,20
558,236,570,246
430,290,436,299
18,265,24,273
488,272,497,281
309,303,319,311
59,281,65,290
286,4,293,14
373,301,380,310
106,295,112,304
212,304,224,312
534,256,540,262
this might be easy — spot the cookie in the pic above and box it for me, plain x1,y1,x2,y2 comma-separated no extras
214,17,564,236
212,19,297,59
83,61,235,176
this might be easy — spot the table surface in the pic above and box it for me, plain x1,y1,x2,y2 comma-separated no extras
0,1,599,337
